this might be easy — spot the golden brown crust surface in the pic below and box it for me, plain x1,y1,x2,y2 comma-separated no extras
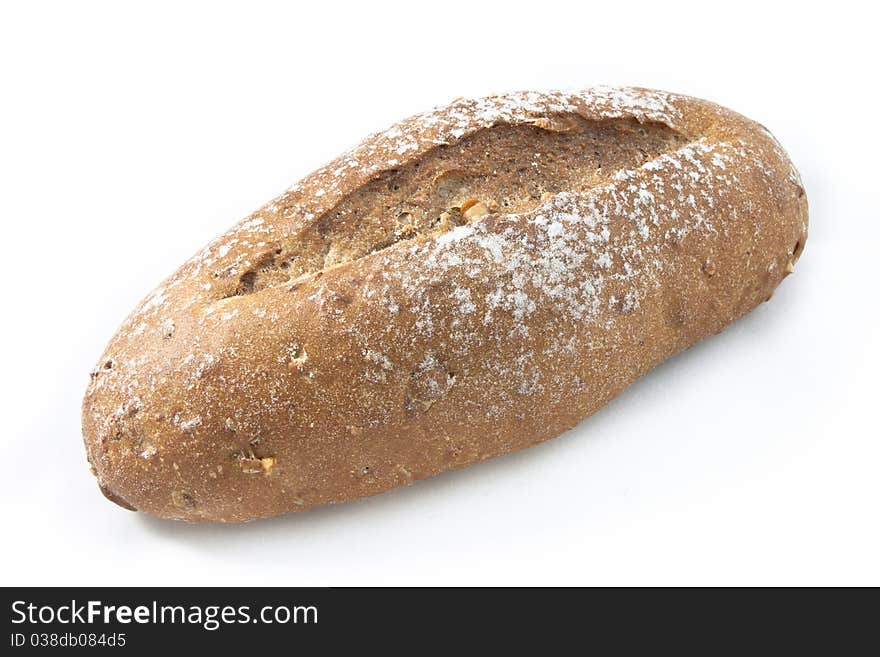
82,87,807,521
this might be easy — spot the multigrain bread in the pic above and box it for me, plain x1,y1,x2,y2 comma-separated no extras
82,87,808,521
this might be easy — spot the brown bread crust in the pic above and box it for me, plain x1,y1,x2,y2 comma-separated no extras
82,87,808,521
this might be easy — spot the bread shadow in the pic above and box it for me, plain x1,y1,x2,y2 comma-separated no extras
136,269,807,547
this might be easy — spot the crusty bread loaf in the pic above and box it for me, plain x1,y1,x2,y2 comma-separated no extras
82,87,808,521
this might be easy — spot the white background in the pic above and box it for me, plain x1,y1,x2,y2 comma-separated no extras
1,1,877,586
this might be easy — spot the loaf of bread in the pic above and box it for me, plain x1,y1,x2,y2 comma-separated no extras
82,87,807,521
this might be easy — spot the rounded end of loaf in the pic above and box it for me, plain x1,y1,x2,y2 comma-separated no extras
81,320,308,523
